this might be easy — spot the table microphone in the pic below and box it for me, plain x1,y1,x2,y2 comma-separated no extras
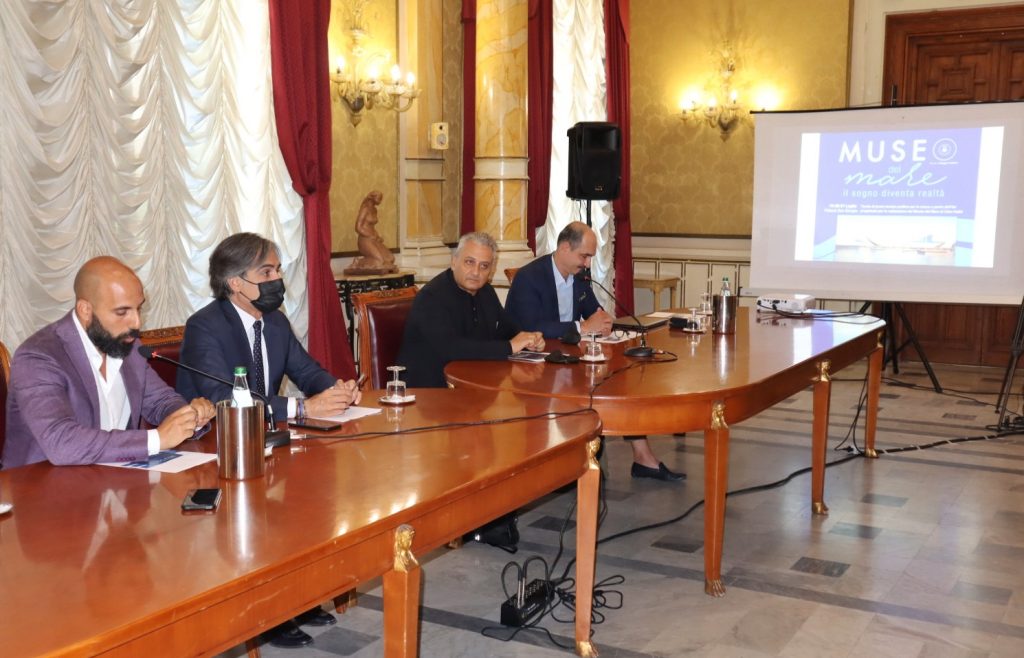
582,271,655,358
137,345,291,447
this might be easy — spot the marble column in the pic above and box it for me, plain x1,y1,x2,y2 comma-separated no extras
400,0,447,257
474,0,530,256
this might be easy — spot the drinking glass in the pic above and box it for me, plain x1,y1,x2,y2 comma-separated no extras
386,365,406,400
700,291,712,315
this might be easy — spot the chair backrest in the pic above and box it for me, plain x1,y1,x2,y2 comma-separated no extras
0,340,10,465
504,267,519,284
139,326,185,389
352,287,418,389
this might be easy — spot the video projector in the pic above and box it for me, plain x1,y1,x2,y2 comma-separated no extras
755,293,816,313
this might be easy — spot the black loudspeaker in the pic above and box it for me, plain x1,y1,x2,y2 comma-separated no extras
566,122,621,201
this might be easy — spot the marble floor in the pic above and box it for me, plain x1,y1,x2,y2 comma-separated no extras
245,361,1024,657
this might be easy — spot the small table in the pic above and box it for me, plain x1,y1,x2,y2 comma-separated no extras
633,275,680,311
336,271,415,350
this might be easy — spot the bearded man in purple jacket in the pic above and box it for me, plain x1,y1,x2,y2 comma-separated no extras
3,257,215,469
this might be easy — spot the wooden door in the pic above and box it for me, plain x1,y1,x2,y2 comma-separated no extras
883,5,1024,366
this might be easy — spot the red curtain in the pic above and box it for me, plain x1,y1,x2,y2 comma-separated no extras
605,0,634,314
267,0,355,379
526,0,553,254
460,1,477,236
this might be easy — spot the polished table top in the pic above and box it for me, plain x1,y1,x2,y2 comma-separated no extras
0,389,602,656
447,307,886,597
446,307,886,435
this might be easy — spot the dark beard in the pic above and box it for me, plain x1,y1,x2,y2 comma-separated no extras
86,318,140,359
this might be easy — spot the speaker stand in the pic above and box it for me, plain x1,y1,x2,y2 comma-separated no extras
995,294,1024,428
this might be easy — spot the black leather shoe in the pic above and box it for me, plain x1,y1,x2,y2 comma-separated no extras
266,621,314,649
295,606,336,627
631,461,685,481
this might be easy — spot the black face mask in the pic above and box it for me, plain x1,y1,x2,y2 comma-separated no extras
241,277,286,314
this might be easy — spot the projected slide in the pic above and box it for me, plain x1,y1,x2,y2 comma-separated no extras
794,127,1003,267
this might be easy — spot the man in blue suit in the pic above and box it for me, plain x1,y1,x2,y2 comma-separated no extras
177,232,359,649
178,233,359,422
506,221,613,339
506,222,683,482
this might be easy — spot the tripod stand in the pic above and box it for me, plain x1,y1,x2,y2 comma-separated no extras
995,294,1024,428
859,301,943,393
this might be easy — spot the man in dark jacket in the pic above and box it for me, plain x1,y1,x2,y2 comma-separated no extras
397,232,544,388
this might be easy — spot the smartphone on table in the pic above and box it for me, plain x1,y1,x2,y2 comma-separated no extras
181,488,222,511
288,418,343,431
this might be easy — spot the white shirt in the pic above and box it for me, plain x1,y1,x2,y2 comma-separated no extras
229,302,298,417
551,258,579,329
72,313,160,455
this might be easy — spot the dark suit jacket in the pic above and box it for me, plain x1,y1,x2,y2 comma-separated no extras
177,298,336,421
3,312,186,468
397,269,520,388
505,254,602,338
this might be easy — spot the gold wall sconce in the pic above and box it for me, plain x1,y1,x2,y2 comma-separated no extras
678,44,777,138
330,2,418,126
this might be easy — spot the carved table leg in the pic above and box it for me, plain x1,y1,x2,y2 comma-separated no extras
811,360,832,515
575,438,601,657
383,524,421,658
703,402,730,597
864,338,883,458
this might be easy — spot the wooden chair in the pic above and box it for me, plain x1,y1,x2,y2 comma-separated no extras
140,326,185,389
0,340,11,465
351,287,418,389
504,267,519,284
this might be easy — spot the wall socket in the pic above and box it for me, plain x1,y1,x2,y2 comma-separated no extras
429,122,449,150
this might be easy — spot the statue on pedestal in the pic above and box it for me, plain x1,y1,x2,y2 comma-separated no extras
344,190,398,275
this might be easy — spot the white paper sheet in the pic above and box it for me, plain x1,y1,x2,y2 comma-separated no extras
313,405,383,423
101,451,217,473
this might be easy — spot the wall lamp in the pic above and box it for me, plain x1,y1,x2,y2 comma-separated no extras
678,44,777,138
330,2,418,127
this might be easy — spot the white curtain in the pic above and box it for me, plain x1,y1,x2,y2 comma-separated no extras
539,0,614,309
0,0,306,352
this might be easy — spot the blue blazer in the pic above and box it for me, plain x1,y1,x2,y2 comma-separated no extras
177,298,336,421
505,254,602,338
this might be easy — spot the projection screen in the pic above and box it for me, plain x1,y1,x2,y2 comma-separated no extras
749,101,1024,304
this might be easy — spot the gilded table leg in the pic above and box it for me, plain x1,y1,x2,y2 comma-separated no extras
383,525,421,658
703,402,730,597
575,438,601,657
811,360,832,515
864,339,883,458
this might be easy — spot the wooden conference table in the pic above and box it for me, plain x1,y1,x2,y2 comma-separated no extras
0,389,603,657
447,307,886,597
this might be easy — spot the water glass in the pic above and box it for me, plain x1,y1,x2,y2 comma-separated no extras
386,379,407,401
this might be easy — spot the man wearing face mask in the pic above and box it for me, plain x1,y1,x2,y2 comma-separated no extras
177,232,359,648
178,232,360,430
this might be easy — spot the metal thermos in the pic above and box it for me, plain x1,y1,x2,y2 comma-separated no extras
711,294,737,334
215,399,266,479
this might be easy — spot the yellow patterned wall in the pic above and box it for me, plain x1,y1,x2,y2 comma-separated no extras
631,0,851,236
328,1,400,254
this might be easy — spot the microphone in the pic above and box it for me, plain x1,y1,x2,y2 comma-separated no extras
581,271,655,358
138,345,291,447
